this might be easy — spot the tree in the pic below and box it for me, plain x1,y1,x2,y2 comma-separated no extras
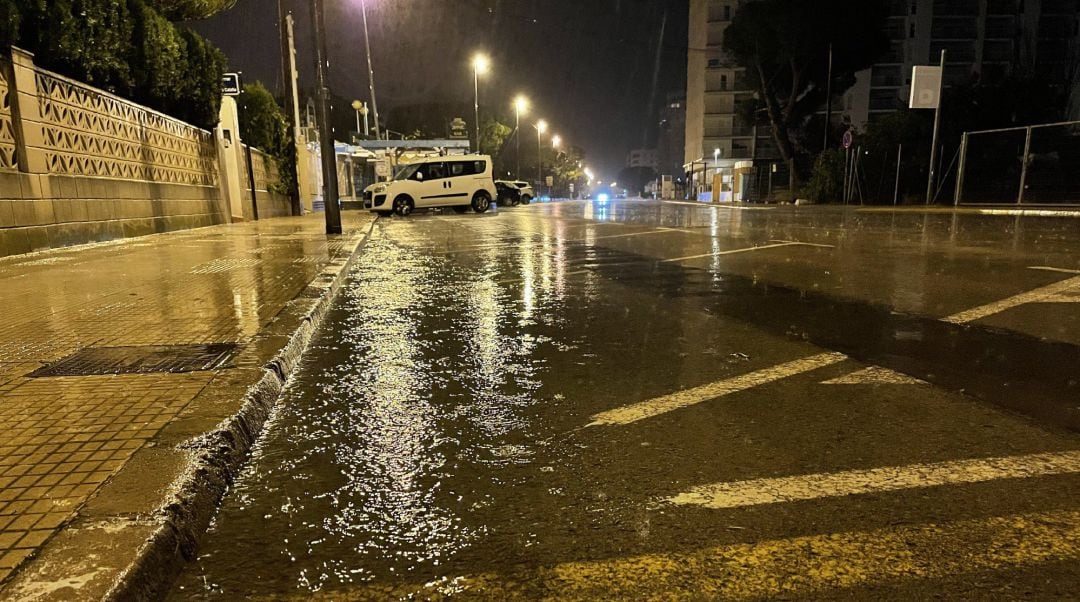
147,0,238,21
724,0,889,191
237,81,297,199
3,0,226,130
18,0,135,93
479,119,512,160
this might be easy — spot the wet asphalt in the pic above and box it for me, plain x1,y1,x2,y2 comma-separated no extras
170,201,1080,600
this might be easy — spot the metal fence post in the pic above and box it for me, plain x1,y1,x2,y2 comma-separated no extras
954,133,968,206
1017,126,1032,205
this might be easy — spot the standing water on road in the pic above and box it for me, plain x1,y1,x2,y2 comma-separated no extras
171,206,1080,600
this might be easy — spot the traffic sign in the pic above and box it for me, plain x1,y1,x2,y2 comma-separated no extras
842,130,854,150
222,73,242,96
909,66,943,109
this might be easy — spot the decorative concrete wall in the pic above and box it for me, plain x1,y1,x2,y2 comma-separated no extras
0,48,292,258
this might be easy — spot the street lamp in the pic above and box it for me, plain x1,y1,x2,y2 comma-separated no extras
351,100,369,138
471,53,490,153
310,0,341,234
713,148,722,201
536,120,548,196
514,95,528,176
552,135,562,150
360,0,381,141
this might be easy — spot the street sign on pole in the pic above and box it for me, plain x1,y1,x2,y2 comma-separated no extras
842,129,853,150
222,73,241,96
913,51,946,204
909,66,943,109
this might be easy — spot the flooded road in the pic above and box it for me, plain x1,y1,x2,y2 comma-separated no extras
171,201,1080,600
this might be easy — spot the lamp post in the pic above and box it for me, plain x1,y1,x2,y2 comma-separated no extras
472,54,490,153
310,0,341,234
713,148,722,201
536,119,548,197
360,0,381,141
356,101,369,137
514,95,528,176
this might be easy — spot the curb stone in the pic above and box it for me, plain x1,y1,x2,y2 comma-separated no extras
91,217,378,600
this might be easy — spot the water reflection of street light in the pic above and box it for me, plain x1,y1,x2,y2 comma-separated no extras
514,95,529,176
471,53,490,152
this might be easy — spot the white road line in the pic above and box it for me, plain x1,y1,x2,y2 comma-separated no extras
588,228,680,241
821,366,927,385
769,239,836,248
587,352,847,427
660,242,816,263
1030,266,1080,275
942,275,1080,324
668,450,1080,509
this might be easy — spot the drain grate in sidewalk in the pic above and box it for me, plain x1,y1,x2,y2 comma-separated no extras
29,344,240,377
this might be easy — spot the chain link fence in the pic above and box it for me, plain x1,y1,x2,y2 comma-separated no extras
955,121,1080,205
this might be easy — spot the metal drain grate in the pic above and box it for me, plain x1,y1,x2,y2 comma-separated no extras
29,344,240,377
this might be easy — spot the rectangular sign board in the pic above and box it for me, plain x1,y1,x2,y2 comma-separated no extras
222,73,242,96
909,66,942,109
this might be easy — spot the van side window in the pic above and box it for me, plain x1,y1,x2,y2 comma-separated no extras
448,161,486,176
425,162,447,180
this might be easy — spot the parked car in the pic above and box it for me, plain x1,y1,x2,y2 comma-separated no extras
364,154,496,216
512,180,536,204
495,181,521,207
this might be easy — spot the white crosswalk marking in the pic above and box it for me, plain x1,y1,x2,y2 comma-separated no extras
668,450,1080,509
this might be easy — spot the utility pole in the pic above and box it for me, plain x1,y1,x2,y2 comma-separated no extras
360,0,382,141
310,0,342,234
823,43,833,152
278,0,300,215
926,49,945,205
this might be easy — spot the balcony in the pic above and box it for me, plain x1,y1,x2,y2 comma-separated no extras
704,126,756,138
932,0,979,16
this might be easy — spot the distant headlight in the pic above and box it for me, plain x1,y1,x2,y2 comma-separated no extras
597,193,609,203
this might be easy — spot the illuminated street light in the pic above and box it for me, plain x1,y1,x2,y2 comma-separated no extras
514,95,529,176
552,135,562,149
472,53,491,152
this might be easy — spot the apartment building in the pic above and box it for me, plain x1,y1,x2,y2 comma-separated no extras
842,0,1079,128
657,93,686,178
684,0,775,198
684,0,1077,197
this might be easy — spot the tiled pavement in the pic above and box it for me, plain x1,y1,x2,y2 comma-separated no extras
0,213,372,585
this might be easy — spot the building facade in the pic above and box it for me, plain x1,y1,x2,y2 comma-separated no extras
627,148,660,170
684,0,776,200
841,0,1079,129
657,93,687,179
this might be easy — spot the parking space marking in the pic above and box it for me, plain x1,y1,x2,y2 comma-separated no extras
668,450,1080,510
942,275,1080,324
1030,266,1080,275
587,352,847,427
588,228,680,241
821,366,927,385
353,508,1080,600
659,241,833,264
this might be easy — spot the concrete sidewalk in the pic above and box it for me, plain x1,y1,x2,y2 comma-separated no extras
0,213,374,599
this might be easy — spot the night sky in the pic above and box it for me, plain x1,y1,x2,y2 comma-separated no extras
192,0,689,179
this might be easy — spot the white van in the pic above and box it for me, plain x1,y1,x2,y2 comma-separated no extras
364,155,497,216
